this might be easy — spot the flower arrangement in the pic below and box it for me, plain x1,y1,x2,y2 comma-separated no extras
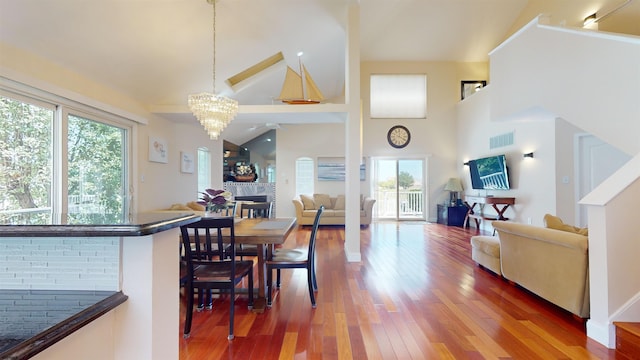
236,164,252,176
198,189,232,213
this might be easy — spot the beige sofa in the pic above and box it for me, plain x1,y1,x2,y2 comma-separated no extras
292,194,376,226
491,220,590,318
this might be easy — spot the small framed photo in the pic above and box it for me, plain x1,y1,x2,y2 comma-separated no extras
181,152,194,173
461,80,487,100
149,136,168,163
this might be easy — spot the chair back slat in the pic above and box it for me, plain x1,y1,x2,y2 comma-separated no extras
240,202,272,219
181,217,236,273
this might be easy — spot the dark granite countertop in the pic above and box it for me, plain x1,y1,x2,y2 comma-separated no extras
0,212,200,237
0,290,128,360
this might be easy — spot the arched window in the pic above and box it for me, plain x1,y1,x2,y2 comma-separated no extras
197,147,210,195
295,157,314,195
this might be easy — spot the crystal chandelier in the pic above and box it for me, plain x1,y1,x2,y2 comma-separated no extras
188,0,238,140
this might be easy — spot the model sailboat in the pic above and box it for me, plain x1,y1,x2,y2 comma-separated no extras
277,57,324,104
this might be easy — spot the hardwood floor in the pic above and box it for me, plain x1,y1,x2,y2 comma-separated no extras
179,221,617,359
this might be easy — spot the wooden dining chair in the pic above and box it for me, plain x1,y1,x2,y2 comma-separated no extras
240,201,272,219
233,202,273,259
266,205,324,308
180,217,254,340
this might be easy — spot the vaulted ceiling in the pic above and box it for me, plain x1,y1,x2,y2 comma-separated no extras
1,0,639,147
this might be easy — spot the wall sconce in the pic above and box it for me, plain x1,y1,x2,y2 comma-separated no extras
463,161,470,166
523,152,534,159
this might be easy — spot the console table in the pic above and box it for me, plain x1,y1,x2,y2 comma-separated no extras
463,195,516,229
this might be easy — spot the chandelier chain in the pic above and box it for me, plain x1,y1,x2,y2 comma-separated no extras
212,0,216,94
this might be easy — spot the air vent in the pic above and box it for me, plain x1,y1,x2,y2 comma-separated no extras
490,132,514,149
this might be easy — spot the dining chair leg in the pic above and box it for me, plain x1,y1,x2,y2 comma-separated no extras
228,286,235,340
307,269,316,308
184,284,194,338
248,270,254,309
267,266,273,307
276,269,281,288
311,259,318,291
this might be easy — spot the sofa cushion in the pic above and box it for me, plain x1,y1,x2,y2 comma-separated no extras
313,194,333,209
300,194,316,210
187,201,205,211
543,214,588,236
334,195,345,210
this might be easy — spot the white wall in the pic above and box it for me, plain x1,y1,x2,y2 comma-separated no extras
275,123,349,218
360,61,472,220
136,120,223,211
457,87,559,228
490,18,640,155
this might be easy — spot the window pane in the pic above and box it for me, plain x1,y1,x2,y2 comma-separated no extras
295,157,314,195
0,95,53,223
67,114,125,221
370,74,427,119
198,147,210,195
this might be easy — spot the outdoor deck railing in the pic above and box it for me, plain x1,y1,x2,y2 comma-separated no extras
374,190,424,218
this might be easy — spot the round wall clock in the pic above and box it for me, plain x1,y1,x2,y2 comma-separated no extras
387,125,411,148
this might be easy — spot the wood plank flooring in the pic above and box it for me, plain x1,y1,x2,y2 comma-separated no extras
179,221,617,359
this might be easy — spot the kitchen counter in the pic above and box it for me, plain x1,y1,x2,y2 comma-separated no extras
0,212,200,360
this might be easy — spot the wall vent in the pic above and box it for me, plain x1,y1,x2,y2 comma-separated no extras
490,132,514,149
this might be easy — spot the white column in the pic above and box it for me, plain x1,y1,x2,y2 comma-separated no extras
344,3,362,262
115,228,180,359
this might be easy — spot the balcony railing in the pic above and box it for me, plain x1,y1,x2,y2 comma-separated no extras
374,190,424,219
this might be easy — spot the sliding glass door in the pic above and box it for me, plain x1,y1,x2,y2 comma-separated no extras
372,158,425,220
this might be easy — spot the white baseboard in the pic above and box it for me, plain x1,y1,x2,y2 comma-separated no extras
586,319,616,349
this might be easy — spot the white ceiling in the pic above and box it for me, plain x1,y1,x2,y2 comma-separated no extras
1,0,639,145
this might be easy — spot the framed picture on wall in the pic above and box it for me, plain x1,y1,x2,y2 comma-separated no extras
180,152,194,173
149,136,168,163
317,157,366,181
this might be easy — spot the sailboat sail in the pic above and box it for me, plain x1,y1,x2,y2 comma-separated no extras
277,63,324,104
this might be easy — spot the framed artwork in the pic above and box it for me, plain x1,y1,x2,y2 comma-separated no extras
317,157,365,181
461,80,487,100
149,136,168,163
181,152,194,173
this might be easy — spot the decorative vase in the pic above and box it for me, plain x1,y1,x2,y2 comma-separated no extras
235,175,254,182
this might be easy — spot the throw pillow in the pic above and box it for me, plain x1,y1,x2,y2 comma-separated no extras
314,193,333,210
169,203,191,210
334,195,346,210
300,194,316,210
543,214,589,236
187,201,205,211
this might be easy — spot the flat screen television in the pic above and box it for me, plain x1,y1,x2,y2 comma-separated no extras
468,154,510,190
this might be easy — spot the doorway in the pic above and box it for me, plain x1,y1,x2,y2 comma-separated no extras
575,134,630,227
372,158,426,220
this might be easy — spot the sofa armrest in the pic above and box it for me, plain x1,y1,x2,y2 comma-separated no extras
292,198,304,218
360,197,376,225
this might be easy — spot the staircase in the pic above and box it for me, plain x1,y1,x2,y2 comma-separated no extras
614,322,640,359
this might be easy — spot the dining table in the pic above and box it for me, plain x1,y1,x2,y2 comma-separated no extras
201,216,298,312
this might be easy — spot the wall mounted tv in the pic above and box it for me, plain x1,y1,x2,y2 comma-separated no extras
467,154,511,190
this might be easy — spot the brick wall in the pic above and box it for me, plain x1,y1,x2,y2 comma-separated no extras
0,238,119,291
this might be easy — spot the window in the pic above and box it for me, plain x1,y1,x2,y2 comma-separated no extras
370,74,427,119
197,147,210,194
67,113,126,222
295,157,314,195
1,89,132,224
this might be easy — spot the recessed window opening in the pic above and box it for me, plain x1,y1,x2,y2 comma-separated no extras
370,74,427,119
